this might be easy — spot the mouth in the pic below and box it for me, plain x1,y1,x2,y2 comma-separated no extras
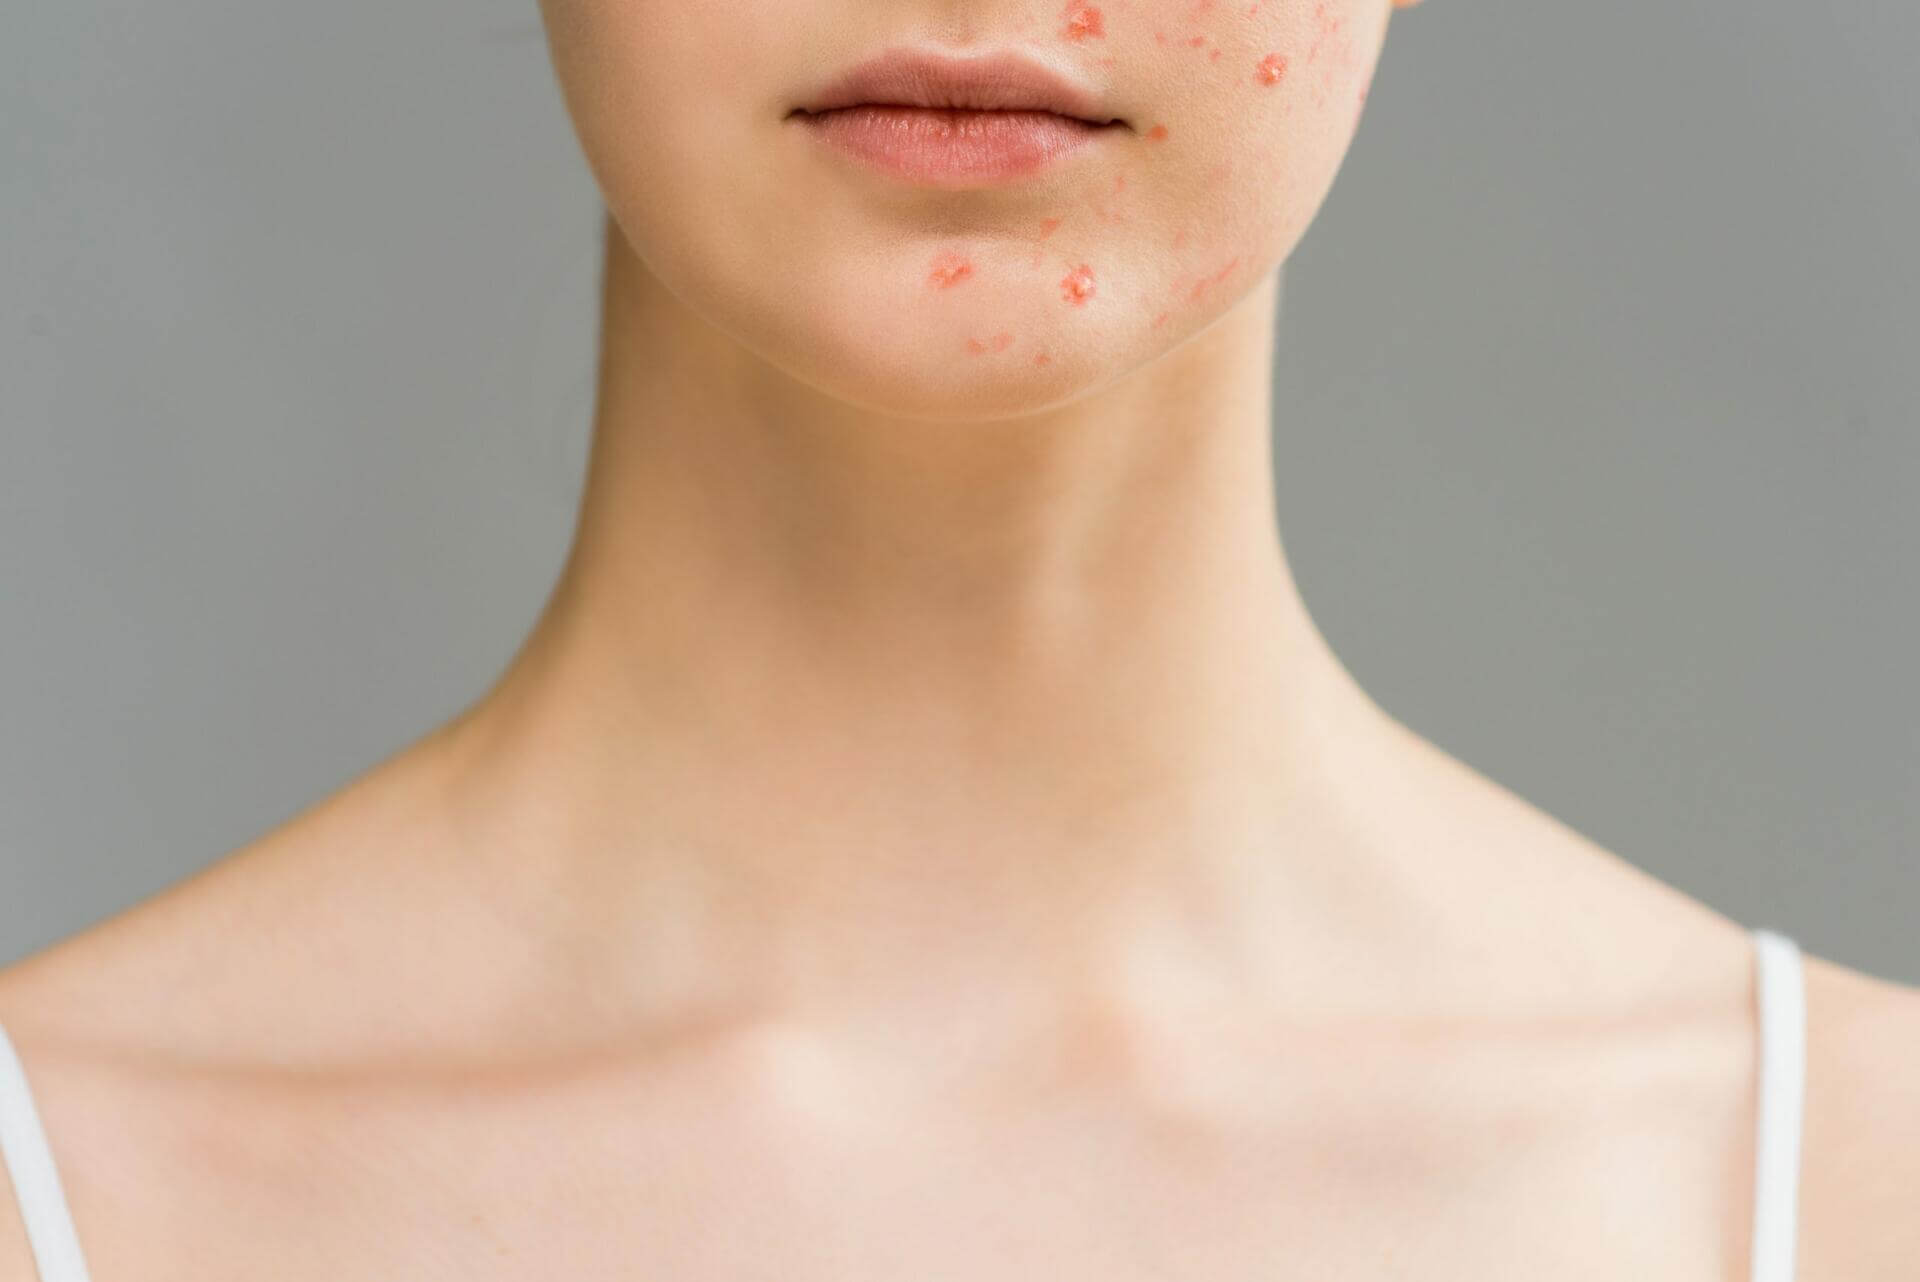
788,47,1130,130
788,47,1130,185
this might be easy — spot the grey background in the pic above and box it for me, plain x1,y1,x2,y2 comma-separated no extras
3,3,1914,978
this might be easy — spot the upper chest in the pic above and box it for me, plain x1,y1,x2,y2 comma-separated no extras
22,1017,1767,1282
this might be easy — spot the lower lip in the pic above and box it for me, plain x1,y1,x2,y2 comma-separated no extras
793,106,1116,185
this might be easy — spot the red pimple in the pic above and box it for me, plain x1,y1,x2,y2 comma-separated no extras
1061,263,1097,305
1187,35,1206,48
1039,216,1063,238
1255,52,1289,85
1152,310,1171,328
1034,351,1053,366
1063,2,1104,41
992,331,1013,351
1145,123,1169,141
928,252,975,289
1209,48,1222,62
1155,30,1168,44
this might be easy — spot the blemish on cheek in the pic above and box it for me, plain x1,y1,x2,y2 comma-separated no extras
1155,30,1168,44
1171,229,1188,250
1188,255,1242,302
1063,2,1105,41
1255,53,1289,86
1151,310,1171,329
1039,216,1064,239
1187,35,1207,48
1145,123,1169,141
1034,351,1053,366
966,332,1015,355
928,252,975,289
1306,1,1349,67
1113,173,1127,193
1061,264,1097,305
1209,47,1222,62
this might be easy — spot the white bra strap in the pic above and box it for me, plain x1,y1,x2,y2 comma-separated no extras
0,1020,94,1282
1749,928,1806,1282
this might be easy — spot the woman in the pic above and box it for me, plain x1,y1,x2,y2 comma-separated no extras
1,0,1914,1277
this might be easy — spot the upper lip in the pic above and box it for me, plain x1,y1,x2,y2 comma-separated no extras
790,47,1129,128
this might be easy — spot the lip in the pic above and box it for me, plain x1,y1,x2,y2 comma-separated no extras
788,47,1130,186
794,47,1126,124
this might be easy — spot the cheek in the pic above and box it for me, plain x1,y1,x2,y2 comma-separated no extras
538,0,795,276
890,0,1380,365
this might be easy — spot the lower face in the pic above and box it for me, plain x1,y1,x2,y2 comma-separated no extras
537,1,1386,416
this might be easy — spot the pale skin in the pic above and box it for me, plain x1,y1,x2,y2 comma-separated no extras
3,0,1917,1275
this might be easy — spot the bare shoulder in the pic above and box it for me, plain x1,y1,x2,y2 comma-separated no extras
1798,948,1920,1280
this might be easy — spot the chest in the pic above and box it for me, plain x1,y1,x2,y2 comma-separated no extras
59,1061,1757,1282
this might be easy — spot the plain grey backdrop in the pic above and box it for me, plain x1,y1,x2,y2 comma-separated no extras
3,2,1914,978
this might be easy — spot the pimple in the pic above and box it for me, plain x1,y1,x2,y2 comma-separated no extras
1187,35,1206,48
1063,2,1104,41
1209,47,1221,62
1034,351,1053,366
1061,264,1097,305
1255,52,1288,85
1146,123,1169,141
1152,310,1171,328
1038,216,1064,238
928,252,975,289
966,332,1015,355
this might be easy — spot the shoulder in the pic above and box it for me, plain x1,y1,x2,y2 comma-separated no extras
1798,949,1920,1280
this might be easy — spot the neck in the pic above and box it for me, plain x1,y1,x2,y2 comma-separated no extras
429,219,1417,1035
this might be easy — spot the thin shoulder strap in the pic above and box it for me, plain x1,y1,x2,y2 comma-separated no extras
1748,927,1806,1282
0,1019,94,1282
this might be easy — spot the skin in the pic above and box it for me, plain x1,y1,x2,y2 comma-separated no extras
3,0,1917,1276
